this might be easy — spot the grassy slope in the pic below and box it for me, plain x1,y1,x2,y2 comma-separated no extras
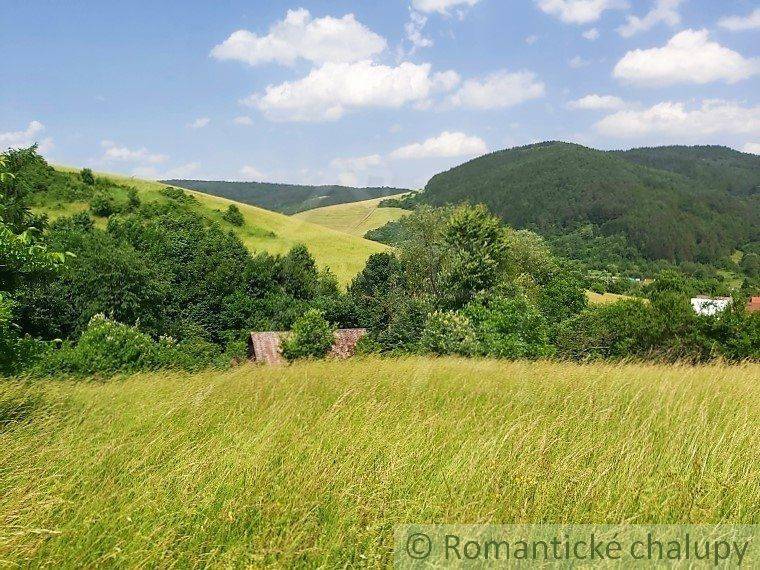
292,194,409,236
1,358,758,566
43,168,388,285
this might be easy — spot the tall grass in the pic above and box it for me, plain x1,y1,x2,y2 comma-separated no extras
1,358,758,567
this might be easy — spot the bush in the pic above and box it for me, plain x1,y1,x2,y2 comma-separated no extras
465,295,554,359
222,204,244,226
89,192,115,217
281,309,335,360
126,188,140,211
80,168,95,186
420,310,478,356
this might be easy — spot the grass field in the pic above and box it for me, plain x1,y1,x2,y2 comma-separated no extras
586,291,638,305
292,195,409,236
38,168,389,285
1,358,758,567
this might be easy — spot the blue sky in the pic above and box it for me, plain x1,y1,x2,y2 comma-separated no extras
1,0,758,188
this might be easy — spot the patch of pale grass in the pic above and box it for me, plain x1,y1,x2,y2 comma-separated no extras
1,358,758,566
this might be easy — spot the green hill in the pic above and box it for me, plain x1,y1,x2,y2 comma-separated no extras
163,179,408,215
39,168,388,285
408,142,759,263
292,195,410,236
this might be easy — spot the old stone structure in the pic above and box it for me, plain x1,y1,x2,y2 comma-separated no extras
248,329,367,365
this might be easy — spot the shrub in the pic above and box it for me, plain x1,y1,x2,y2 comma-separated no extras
80,168,95,186
464,295,553,359
160,186,196,203
89,192,115,217
420,310,478,356
222,204,244,226
281,309,335,360
126,188,141,211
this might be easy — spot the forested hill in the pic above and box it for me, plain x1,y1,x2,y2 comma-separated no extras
163,179,408,215
410,142,760,263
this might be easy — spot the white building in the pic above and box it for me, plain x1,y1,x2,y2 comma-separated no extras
690,296,731,316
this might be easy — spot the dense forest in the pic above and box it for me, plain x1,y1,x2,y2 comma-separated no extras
163,179,408,214
395,142,759,265
2,148,758,378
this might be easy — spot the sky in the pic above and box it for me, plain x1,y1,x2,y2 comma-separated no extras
1,0,759,189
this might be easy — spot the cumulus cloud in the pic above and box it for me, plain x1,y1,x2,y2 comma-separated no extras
246,60,460,122
567,94,626,110
613,29,759,86
233,116,253,126
210,8,386,66
535,0,628,25
569,55,590,68
582,28,599,40
0,121,54,153
448,70,545,109
594,100,760,139
133,162,201,180
330,154,384,171
101,140,168,164
617,0,682,37
719,9,760,32
187,117,210,129
389,131,487,160
404,11,433,54
239,165,265,180
742,142,760,155
411,0,481,15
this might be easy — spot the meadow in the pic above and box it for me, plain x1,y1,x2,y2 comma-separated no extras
293,195,409,237
1,358,758,567
40,168,389,285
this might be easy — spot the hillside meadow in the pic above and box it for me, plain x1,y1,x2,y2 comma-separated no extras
293,195,409,236
40,168,389,285
1,357,758,567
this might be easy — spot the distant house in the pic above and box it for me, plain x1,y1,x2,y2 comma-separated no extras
248,329,367,365
690,296,731,316
747,296,760,313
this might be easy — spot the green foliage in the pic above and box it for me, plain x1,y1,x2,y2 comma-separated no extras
281,309,335,360
222,204,244,226
464,295,553,359
165,179,407,215
80,168,95,186
89,191,115,217
413,141,759,264
420,310,477,356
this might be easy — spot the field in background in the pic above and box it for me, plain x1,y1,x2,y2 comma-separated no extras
39,168,389,285
586,291,638,305
293,195,409,236
2,357,758,566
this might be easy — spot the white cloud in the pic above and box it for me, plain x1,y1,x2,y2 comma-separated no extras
411,0,481,15
617,0,682,37
101,141,168,164
233,116,253,126
582,28,599,40
330,154,383,171
246,60,459,122
132,162,201,180
338,172,360,186
719,8,760,32
525,34,539,45
389,131,487,160
567,94,626,110
536,0,628,25
569,55,590,68
187,117,210,129
239,165,265,180
595,100,760,139
742,142,760,155
613,29,759,86
210,8,386,66
448,70,545,109
0,121,54,153
405,11,433,52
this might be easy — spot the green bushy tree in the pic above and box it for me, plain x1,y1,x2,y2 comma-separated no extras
420,310,478,356
80,168,95,186
281,309,335,360
222,204,244,226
